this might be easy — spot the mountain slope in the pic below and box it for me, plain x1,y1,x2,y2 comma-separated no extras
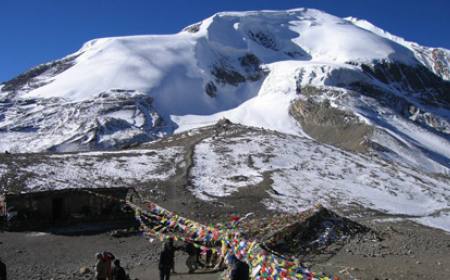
1,123,449,231
1,8,449,175
346,16,450,80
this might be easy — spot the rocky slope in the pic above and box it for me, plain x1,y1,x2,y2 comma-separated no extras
1,123,449,232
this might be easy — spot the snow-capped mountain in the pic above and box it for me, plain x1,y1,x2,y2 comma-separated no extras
1,8,449,175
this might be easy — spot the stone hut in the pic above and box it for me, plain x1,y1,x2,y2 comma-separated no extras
0,187,134,231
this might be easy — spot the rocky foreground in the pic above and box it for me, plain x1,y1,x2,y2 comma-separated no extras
1,203,449,280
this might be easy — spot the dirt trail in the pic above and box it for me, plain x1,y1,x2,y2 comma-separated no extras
140,123,276,223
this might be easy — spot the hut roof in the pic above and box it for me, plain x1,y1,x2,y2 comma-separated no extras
0,146,183,195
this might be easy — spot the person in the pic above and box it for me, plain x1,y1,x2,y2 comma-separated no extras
0,258,6,280
112,259,127,280
205,247,213,268
209,249,219,269
185,242,198,273
164,237,177,273
159,243,174,280
194,244,205,269
102,251,115,280
95,253,108,280
214,241,228,270
0,199,6,228
206,240,221,269
229,255,250,280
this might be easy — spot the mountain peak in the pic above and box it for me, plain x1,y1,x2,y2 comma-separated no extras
184,7,417,66
0,8,449,177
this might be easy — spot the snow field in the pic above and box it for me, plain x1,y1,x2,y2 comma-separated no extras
18,147,184,192
190,131,450,231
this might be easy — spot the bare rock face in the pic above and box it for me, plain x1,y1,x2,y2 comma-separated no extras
0,90,167,153
183,22,202,33
210,53,266,87
204,81,218,97
211,63,246,86
431,48,450,81
215,117,232,127
290,88,373,153
358,62,450,108
247,30,279,51
1,54,80,94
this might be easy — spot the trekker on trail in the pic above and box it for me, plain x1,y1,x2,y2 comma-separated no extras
185,242,198,273
112,259,127,280
205,246,213,268
95,253,108,280
159,243,174,280
164,237,178,273
214,241,229,270
195,245,205,269
102,251,116,280
229,255,250,280
0,258,6,280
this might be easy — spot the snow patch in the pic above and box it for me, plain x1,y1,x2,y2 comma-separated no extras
190,131,450,231
20,147,184,192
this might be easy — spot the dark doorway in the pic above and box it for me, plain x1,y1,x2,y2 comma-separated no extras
52,197,65,222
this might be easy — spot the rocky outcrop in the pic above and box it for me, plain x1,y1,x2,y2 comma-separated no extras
263,206,371,258
239,53,264,81
348,81,450,135
211,53,265,87
359,62,450,108
247,30,279,51
290,90,373,153
183,22,202,33
211,64,246,86
204,81,217,97
0,90,166,152
1,54,80,93
431,49,450,80
320,62,450,136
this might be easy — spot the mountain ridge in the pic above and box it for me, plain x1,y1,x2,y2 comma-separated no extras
1,7,449,175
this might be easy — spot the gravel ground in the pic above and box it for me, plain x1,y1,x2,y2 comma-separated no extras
0,228,225,280
1,217,449,280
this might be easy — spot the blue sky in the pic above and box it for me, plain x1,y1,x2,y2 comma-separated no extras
1,0,449,82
